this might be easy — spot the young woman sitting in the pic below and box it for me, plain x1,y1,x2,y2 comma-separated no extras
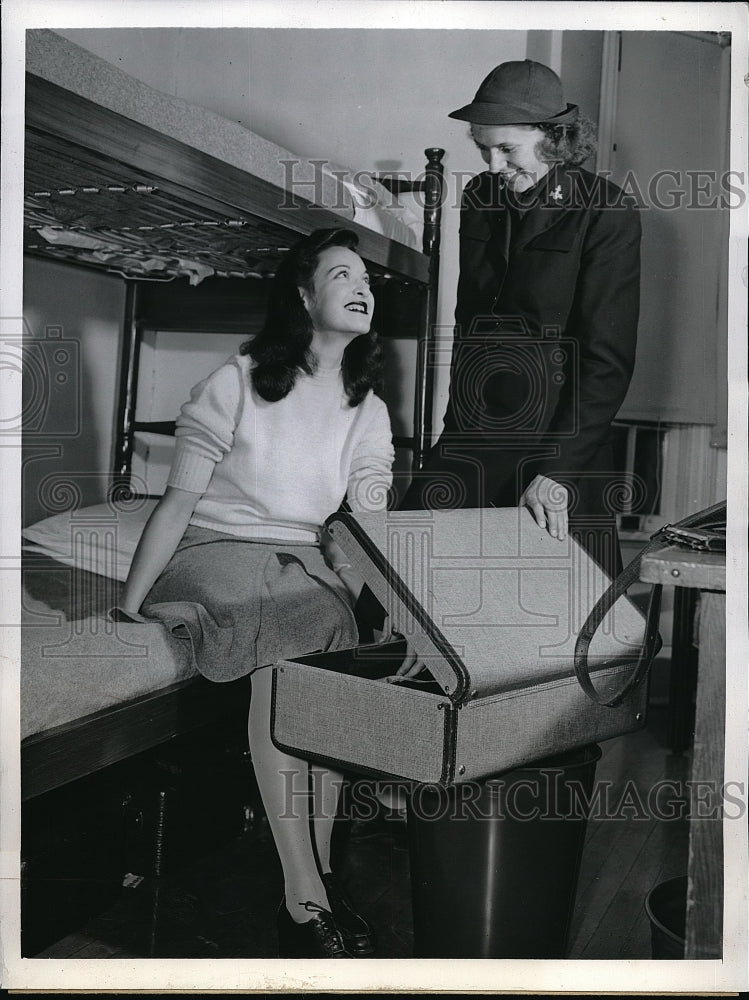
118,228,392,958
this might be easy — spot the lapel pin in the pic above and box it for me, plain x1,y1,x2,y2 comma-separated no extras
550,185,563,202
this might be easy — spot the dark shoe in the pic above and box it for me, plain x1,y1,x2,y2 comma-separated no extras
277,898,351,958
322,872,376,956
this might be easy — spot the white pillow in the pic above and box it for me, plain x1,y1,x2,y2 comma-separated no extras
22,499,158,581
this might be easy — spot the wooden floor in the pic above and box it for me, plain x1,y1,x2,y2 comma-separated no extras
28,705,690,962
568,711,691,958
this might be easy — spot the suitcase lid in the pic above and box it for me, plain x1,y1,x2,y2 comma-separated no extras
326,507,647,703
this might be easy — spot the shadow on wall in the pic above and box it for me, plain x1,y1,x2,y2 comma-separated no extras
22,258,125,527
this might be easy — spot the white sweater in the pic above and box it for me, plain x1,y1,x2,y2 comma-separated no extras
167,354,394,544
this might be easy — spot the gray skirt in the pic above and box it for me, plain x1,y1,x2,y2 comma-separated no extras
139,525,358,682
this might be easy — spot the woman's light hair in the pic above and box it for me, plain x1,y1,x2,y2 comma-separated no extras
468,115,598,168
535,114,598,167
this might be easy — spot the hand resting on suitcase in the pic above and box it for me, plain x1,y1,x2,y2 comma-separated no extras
391,638,427,681
519,474,568,540
370,619,427,682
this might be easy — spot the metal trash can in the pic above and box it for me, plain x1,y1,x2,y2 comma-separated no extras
645,875,687,959
407,744,602,959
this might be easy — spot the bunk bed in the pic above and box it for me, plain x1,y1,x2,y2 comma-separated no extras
20,30,445,801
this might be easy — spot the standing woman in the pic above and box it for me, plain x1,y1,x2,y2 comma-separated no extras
117,228,393,959
403,60,640,577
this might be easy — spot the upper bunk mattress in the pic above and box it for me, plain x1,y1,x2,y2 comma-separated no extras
24,30,422,284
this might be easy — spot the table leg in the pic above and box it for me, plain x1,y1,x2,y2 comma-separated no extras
668,588,699,753
684,590,725,959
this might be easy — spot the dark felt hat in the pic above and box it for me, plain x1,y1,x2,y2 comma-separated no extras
449,59,579,126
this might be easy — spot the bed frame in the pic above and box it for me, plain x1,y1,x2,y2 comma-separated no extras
21,54,444,800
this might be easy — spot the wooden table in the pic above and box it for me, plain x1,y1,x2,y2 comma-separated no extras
640,545,726,960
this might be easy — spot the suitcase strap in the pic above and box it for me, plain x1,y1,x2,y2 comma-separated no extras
573,500,726,708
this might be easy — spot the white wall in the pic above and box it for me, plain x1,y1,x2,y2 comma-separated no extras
22,258,125,525
611,31,727,427
560,32,603,134
56,26,528,431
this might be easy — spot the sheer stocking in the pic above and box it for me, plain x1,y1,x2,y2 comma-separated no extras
309,763,345,875
248,666,331,922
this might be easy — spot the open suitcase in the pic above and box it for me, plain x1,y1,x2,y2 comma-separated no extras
271,508,649,785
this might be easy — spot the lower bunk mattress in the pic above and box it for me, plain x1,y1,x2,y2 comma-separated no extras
21,555,196,742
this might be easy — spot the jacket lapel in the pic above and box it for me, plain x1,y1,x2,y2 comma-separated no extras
473,173,511,285
512,166,574,252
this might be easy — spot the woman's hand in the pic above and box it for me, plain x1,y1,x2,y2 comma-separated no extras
372,620,427,683
391,641,427,681
520,474,568,540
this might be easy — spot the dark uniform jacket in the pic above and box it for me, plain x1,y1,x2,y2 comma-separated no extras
403,163,641,571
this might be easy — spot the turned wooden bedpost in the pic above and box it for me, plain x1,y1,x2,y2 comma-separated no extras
421,147,445,258
113,279,141,496
415,147,445,469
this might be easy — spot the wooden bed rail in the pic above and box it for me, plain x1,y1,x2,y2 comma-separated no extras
22,676,251,801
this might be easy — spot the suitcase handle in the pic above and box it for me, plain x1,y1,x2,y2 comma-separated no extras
573,500,726,708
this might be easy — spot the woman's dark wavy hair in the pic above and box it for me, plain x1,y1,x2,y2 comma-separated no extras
535,113,598,167
240,228,383,407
